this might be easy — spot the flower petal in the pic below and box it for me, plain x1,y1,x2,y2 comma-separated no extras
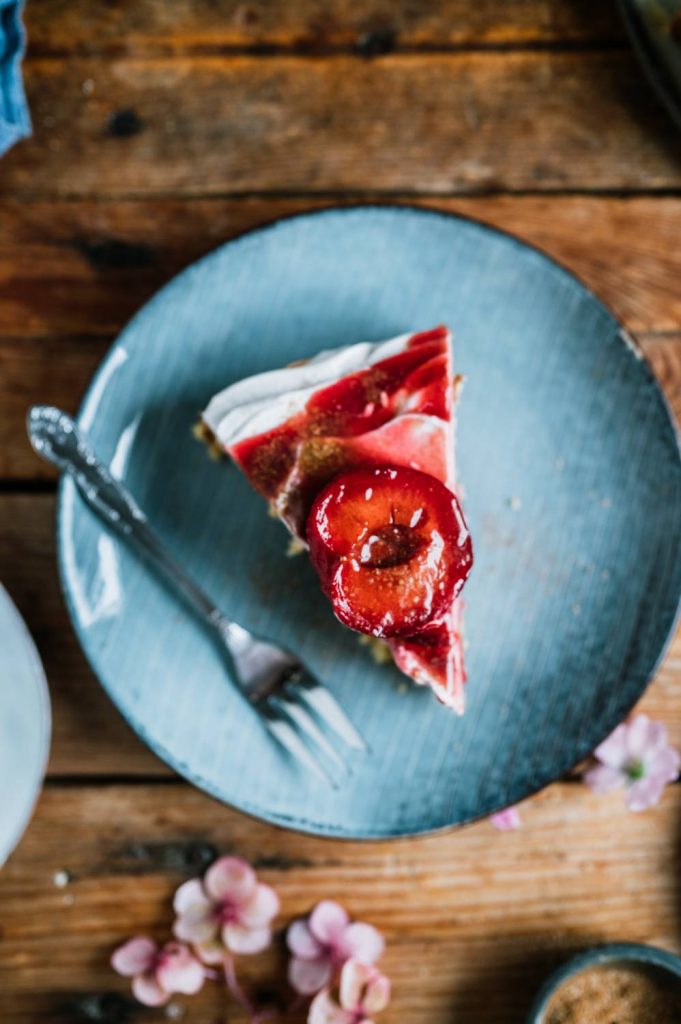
132,971,170,1007
593,723,628,768
173,878,209,915
341,923,384,966
309,900,350,945
649,746,681,784
626,715,665,760
194,938,227,965
239,882,280,928
627,774,667,812
173,902,216,944
363,972,391,1014
111,937,157,977
156,943,205,996
583,764,624,794
339,959,371,1010
287,918,324,960
288,954,333,995
641,720,669,758
224,922,272,955
309,989,352,1024
205,856,257,904
490,807,521,831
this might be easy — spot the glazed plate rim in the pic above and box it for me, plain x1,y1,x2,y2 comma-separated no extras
56,203,681,839
0,584,52,863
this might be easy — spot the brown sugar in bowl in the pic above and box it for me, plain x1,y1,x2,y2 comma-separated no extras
526,943,681,1024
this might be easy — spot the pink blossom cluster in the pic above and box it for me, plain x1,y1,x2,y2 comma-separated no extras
111,856,390,1023
111,716,679,1016
287,900,388,1023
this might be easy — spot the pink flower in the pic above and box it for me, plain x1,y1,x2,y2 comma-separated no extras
173,856,279,961
584,714,681,811
309,960,391,1024
287,900,384,996
490,805,521,831
111,937,205,1007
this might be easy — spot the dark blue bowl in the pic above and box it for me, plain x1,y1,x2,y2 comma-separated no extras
527,943,681,1022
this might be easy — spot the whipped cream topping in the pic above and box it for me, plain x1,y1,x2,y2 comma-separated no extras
202,333,411,447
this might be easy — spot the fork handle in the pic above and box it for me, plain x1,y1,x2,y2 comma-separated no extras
29,407,229,634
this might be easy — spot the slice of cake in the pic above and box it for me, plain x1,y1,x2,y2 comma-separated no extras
201,326,473,712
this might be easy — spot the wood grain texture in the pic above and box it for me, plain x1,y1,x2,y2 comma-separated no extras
0,336,110,480
3,197,681,342
1,782,680,1022
3,51,680,197
24,0,621,55
1,492,679,778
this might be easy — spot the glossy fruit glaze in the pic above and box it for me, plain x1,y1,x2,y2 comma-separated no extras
307,466,472,639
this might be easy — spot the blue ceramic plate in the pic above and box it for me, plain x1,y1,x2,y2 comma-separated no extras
57,206,681,838
0,584,51,864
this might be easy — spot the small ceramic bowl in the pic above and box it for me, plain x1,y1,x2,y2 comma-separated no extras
526,942,681,1023
0,584,51,866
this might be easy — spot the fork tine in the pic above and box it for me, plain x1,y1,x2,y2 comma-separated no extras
291,679,367,752
262,702,337,788
276,691,350,776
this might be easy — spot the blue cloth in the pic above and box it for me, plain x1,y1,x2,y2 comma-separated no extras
0,0,29,156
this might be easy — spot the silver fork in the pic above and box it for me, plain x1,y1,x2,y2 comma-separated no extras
27,405,366,786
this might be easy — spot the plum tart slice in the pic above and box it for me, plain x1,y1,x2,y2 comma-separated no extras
200,326,474,712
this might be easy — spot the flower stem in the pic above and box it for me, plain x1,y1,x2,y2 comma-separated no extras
223,955,275,1024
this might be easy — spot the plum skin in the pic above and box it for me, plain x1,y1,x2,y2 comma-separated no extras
306,465,473,639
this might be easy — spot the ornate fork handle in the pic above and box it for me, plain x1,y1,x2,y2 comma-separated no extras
27,406,228,634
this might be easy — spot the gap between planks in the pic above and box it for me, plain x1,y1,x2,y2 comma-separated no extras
6,187,681,202
24,41,631,60
23,0,625,57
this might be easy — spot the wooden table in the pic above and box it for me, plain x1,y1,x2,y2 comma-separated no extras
1,2,681,1020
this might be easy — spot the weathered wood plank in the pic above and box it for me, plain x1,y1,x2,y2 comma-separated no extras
1,782,680,1022
25,0,621,55
0,336,110,480
2,52,680,196
3,197,681,344
1,493,680,779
